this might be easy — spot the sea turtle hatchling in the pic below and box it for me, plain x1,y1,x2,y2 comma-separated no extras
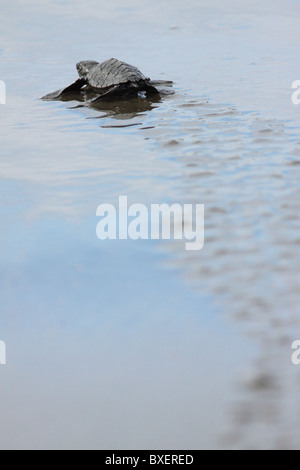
41,58,173,102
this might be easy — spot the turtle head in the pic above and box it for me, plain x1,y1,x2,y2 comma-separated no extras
76,60,99,79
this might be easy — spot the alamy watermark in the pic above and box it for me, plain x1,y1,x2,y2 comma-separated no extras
291,340,300,365
96,196,204,251
0,340,6,365
292,81,300,105
0,80,6,104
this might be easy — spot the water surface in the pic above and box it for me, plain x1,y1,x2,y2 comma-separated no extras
1,0,300,450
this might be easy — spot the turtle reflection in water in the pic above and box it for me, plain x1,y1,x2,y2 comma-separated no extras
56,86,163,121
41,58,173,104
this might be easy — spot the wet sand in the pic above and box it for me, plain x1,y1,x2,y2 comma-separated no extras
1,0,300,450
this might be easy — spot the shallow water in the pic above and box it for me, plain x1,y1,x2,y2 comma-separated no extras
1,0,300,450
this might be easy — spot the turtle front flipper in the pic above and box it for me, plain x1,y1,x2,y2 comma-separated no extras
41,79,86,100
91,84,135,102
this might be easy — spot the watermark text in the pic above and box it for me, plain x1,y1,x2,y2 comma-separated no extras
96,197,204,251
0,340,6,365
291,340,300,365
292,81,300,105
0,81,6,105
